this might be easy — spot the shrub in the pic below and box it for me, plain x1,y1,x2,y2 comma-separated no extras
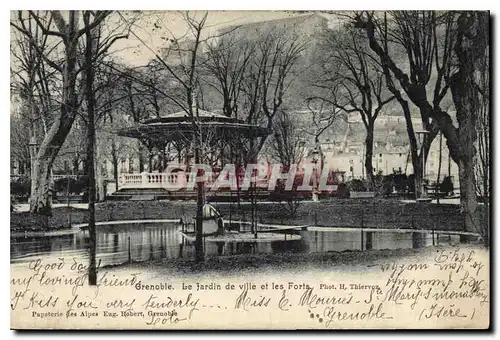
392,173,408,193
11,176,30,197
10,195,16,212
336,182,350,198
54,177,74,194
53,175,89,195
349,179,366,192
407,174,416,194
440,176,454,196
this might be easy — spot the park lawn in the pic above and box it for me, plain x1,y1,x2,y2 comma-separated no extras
94,199,486,232
213,199,479,231
10,206,88,232
10,199,488,233
118,243,488,277
125,246,423,275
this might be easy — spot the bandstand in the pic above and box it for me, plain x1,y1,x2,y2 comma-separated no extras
114,106,271,200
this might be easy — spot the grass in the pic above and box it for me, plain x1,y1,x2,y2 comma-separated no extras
10,198,487,233
120,247,420,276
10,206,88,232
123,243,488,277
213,199,485,232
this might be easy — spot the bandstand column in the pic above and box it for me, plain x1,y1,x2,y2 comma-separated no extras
161,143,167,172
147,146,154,172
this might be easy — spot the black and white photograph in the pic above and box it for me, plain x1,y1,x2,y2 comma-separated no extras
8,9,490,329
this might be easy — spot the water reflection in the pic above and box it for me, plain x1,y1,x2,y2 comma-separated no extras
10,222,462,267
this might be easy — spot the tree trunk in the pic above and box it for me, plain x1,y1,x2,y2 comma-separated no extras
30,156,53,216
148,151,153,172
138,140,144,172
436,132,443,203
459,159,478,232
398,98,421,199
161,144,167,172
29,14,80,215
27,87,39,204
446,12,488,234
364,125,375,190
111,141,119,191
194,144,204,263
360,15,438,200
29,138,37,201
413,160,422,200
73,156,80,175
96,163,105,202
84,12,97,285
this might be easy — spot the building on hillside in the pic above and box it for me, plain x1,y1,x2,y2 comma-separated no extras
293,111,460,186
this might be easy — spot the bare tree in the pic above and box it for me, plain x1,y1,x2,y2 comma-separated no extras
106,65,152,174
83,10,99,285
305,97,341,145
269,111,306,167
10,110,31,177
352,10,489,233
267,111,306,216
349,11,456,197
123,11,214,262
436,131,443,203
97,111,133,193
204,34,254,118
203,34,256,206
79,10,136,284
10,11,58,202
475,42,489,203
11,10,111,215
202,27,307,208
475,53,489,243
240,30,307,161
447,11,489,236
314,26,395,187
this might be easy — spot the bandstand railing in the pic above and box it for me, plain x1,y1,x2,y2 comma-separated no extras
118,171,269,191
119,172,184,190
52,174,78,181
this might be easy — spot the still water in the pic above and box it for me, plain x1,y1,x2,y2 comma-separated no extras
10,221,462,267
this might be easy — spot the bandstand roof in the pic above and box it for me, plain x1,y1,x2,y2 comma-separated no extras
143,109,235,124
117,108,271,143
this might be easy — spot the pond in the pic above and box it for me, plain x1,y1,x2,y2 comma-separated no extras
10,221,464,267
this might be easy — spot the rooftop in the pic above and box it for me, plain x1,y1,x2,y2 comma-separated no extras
119,107,270,143
143,108,242,124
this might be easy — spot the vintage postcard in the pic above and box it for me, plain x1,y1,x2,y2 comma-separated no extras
10,10,490,330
